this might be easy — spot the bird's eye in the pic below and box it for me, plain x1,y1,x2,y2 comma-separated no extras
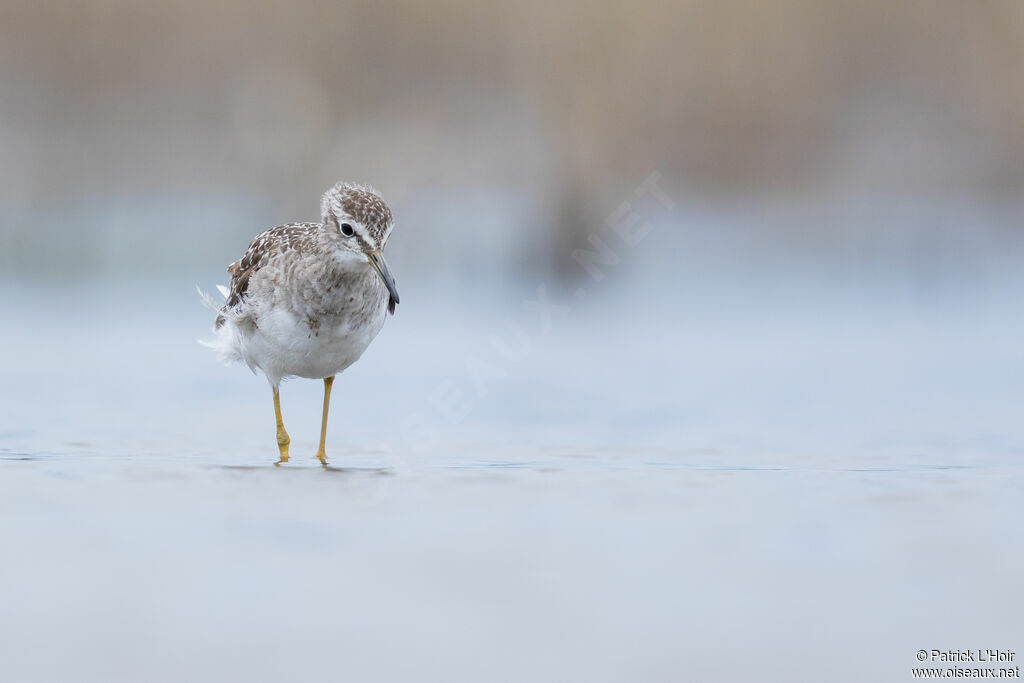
340,223,355,237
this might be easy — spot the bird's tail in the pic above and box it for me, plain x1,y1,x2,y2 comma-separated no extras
196,284,230,315
196,285,245,366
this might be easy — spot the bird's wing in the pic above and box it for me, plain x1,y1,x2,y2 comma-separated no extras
223,223,320,309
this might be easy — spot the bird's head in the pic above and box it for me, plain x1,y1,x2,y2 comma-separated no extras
320,181,399,308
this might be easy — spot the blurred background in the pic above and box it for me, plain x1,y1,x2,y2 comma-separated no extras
2,3,1024,682
2,0,1022,289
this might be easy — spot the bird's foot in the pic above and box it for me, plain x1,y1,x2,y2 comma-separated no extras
276,428,291,465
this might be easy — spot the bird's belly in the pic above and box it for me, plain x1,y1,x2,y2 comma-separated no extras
247,304,386,380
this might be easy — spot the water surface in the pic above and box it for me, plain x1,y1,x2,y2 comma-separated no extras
1,279,1021,682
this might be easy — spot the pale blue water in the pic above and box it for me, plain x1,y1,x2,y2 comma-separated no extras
1,277,1022,682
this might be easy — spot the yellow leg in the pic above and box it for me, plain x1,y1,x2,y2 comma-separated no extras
273,386,290,465
315,376,334,464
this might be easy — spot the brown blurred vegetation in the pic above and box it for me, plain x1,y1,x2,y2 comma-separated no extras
1,0,1022,274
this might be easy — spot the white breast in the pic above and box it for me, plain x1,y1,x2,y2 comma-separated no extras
221,255,391,386
247,301,387,381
